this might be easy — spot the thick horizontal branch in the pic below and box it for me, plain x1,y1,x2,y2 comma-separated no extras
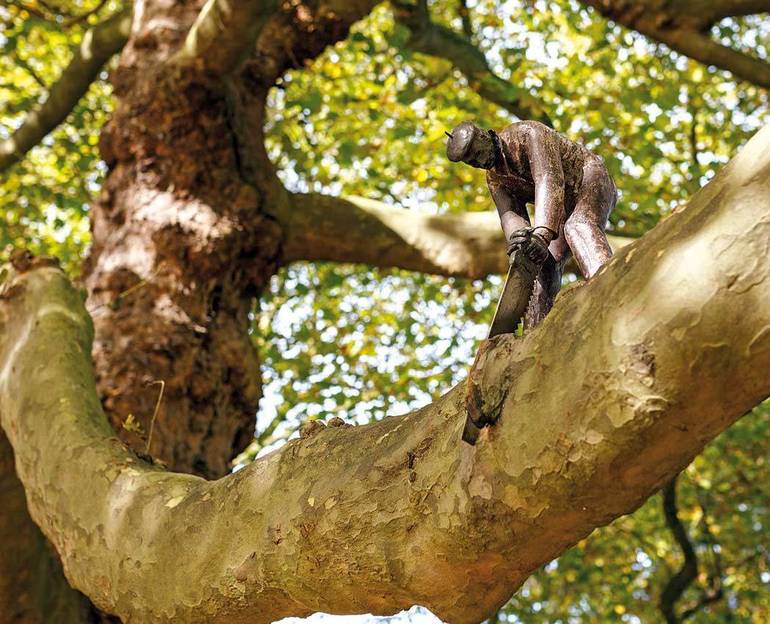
4,126,770,621
279,192,629,278
0,9,131,173
1,126,769,622
280,193,508,278
392,1,551,124
174,0,279,75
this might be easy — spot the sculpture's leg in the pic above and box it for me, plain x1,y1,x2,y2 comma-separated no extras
564,158,616,278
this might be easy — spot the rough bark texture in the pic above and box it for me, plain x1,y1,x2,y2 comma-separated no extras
80,0,383,479
1,124,768,623
79,0,384,477
84,59,280,476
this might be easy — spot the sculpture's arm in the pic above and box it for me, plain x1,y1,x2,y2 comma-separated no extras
524,126,565,241
486,177,530,242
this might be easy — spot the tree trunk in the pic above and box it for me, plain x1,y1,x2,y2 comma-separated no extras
0,2,381,618
82,1,283,478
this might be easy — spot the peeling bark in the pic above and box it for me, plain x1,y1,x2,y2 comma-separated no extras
1,124,768,623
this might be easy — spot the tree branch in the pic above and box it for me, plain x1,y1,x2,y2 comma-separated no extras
1,124,770,623
279,192,630,278
392,1,552,124
580,0,770,89
0,9,131,173
174,0,280,75
685,0,770,21
457,0,475,41
679,490,725,619
653,27,770,90
280,192,508,278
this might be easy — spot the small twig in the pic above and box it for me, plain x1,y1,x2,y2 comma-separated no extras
8,1,50,21
9,0,109,28
62,0,109,28
458,0,474,40
145,380,165,455
14,55,47,88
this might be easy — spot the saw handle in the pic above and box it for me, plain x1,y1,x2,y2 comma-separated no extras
506,226,550,265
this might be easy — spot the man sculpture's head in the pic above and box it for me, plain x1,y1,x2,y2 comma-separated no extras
445,121,496,169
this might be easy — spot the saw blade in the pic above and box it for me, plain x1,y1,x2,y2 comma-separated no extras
487,248,540,338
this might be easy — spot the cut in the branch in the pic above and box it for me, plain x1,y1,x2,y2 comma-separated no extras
0,9,131,173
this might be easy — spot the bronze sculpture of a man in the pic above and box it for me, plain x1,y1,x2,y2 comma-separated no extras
446,120,616,327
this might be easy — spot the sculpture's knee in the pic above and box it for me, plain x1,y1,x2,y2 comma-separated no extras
563,215,587,243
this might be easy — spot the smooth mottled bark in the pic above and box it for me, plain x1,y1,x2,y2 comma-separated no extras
1,123,768,623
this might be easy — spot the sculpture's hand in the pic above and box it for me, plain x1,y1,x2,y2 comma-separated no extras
506,227,550,265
